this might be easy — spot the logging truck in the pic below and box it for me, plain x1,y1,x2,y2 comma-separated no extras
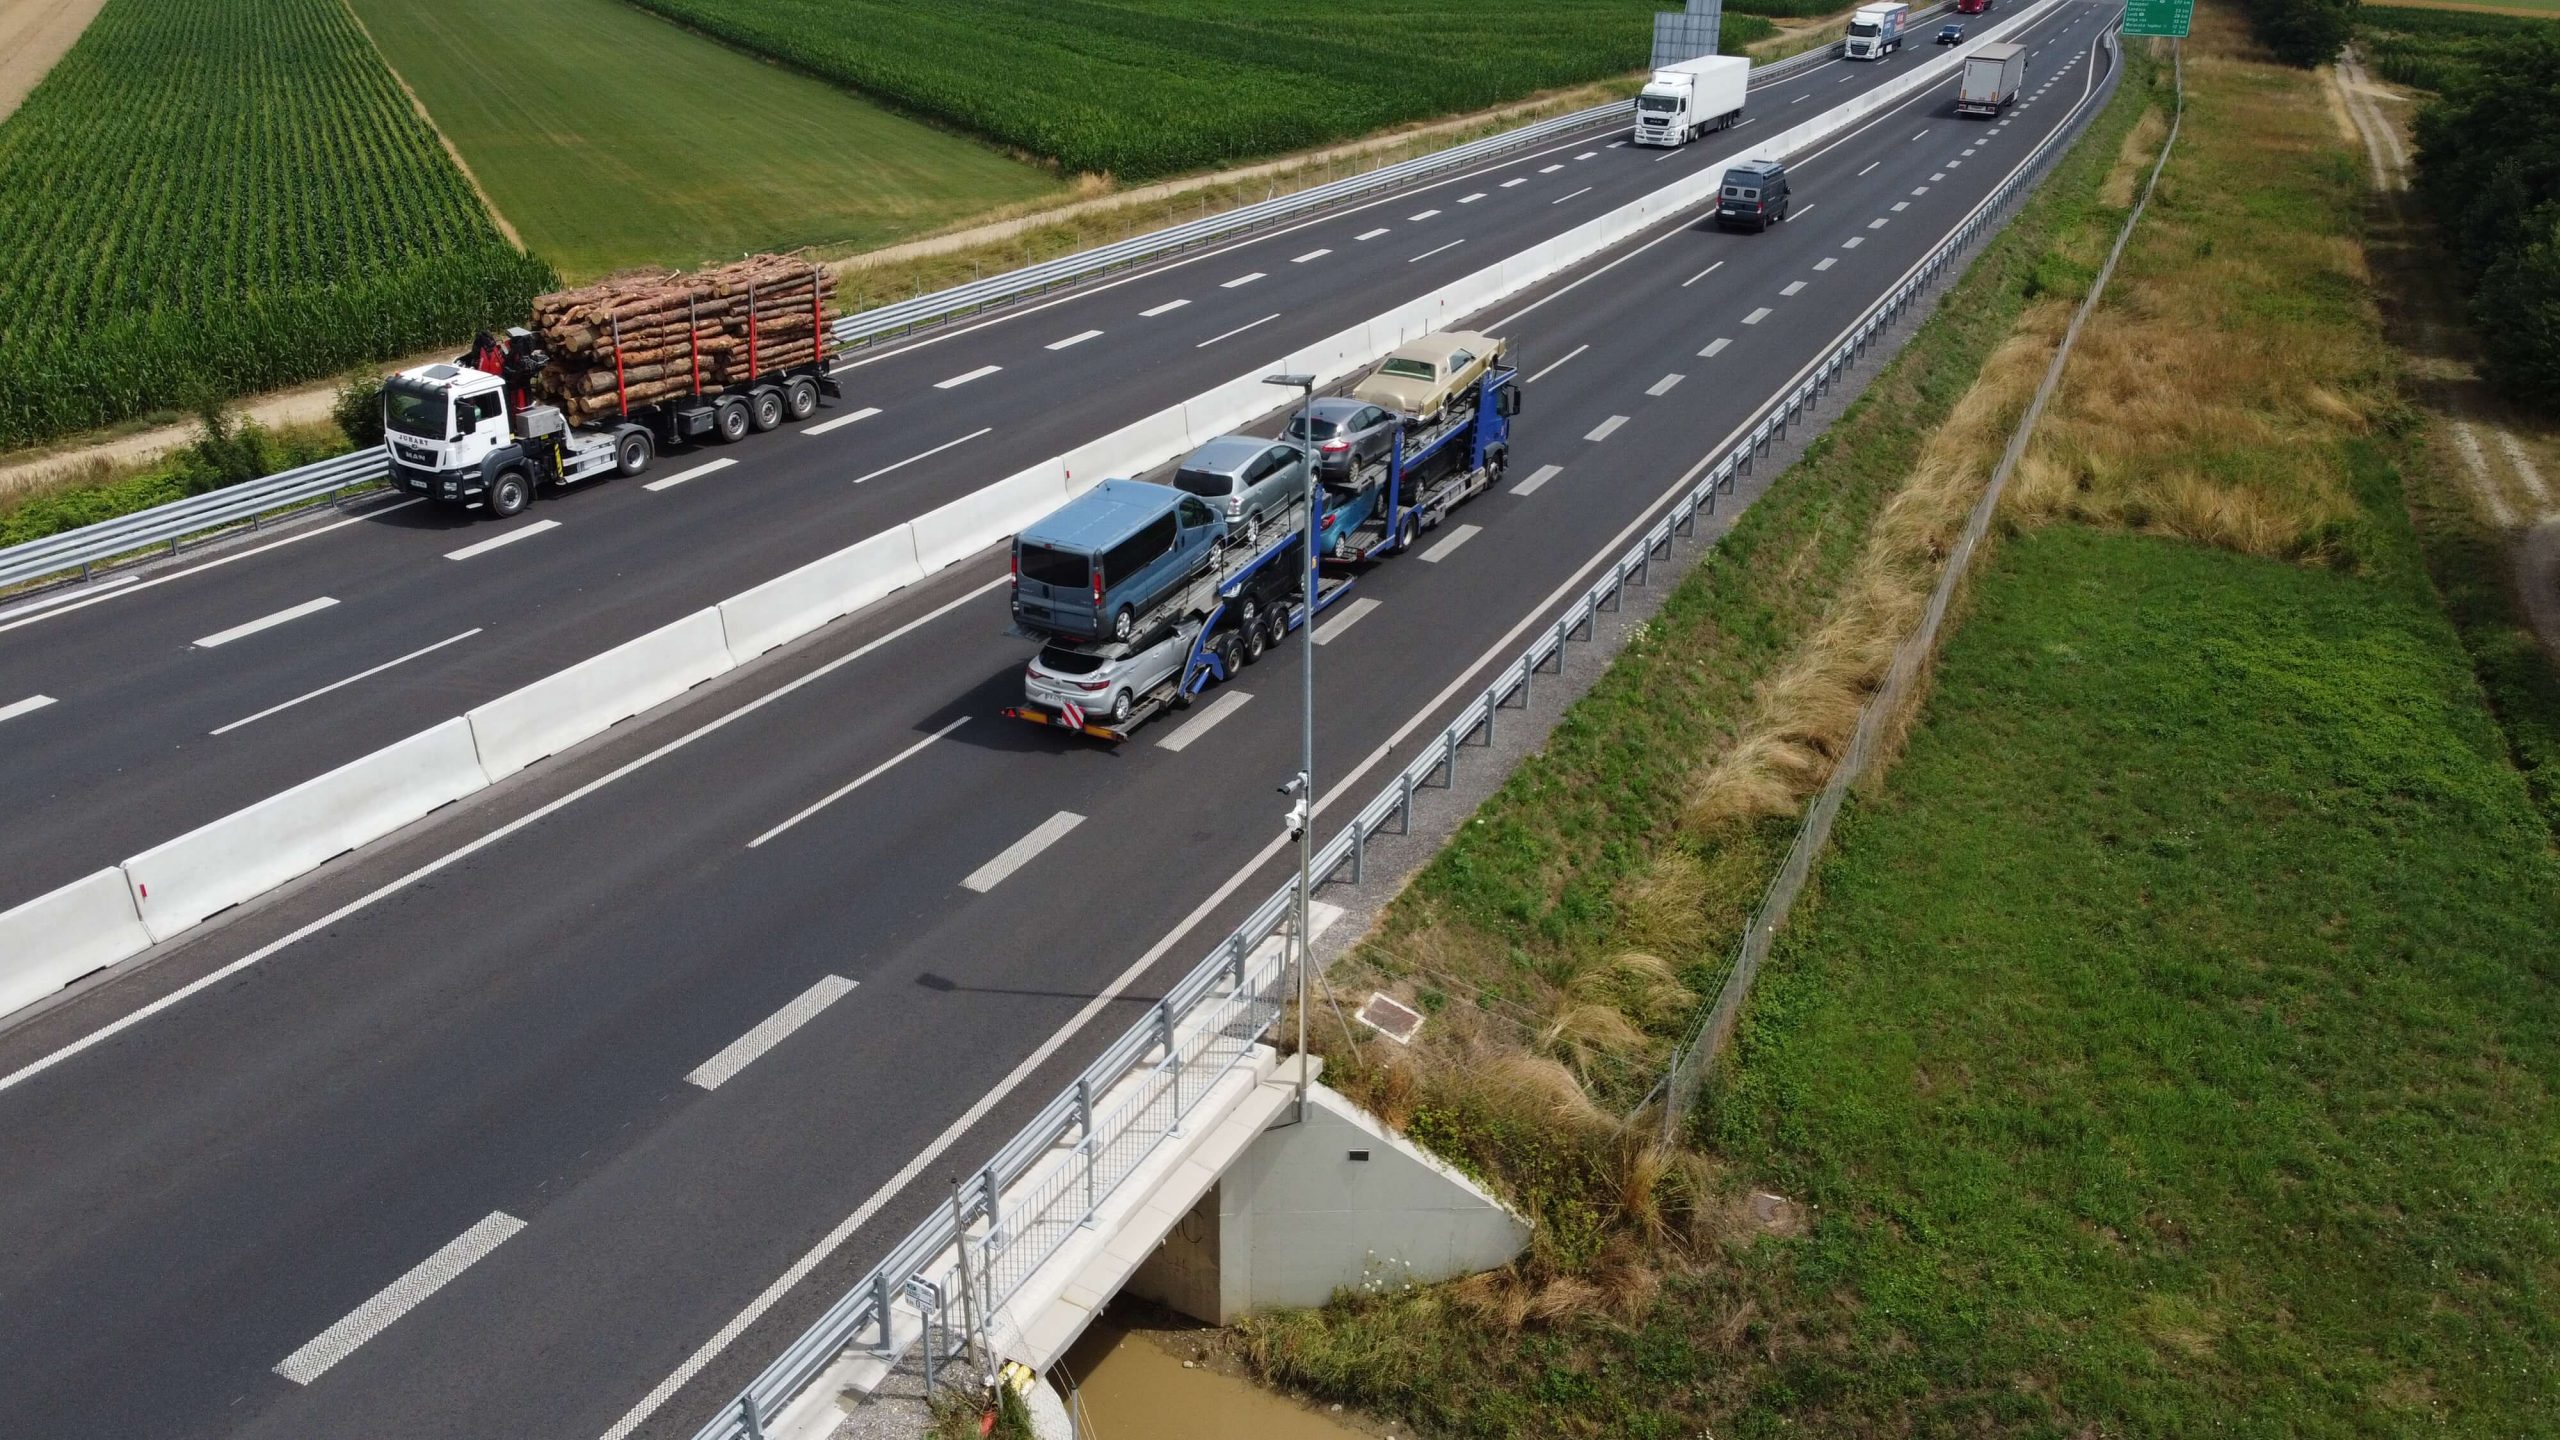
382,261,842,518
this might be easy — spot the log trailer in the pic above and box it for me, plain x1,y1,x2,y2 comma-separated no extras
1003,364,1520,742
380,288,841,519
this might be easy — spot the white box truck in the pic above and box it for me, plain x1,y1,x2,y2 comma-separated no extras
1956,41,2027,116
1845,2,1911,59
1634,54,1750,147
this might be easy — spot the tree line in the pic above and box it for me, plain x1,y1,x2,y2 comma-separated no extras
2413,29,2560,406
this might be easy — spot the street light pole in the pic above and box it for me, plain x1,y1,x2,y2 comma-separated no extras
1264,372,1318,1120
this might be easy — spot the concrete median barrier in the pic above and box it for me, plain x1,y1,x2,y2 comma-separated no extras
0,869,153,1018
1180,375,1285,449
468,610,734,781
719,526,926,663
123,718,492,943
1063,407,1190,496
909,460,1070,574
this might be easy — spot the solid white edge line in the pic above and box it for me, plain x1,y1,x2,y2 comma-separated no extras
1157,689,1253,753
593,40,2114,1418
444,521,560,562
801,406,883,437
1311,596,1379,646
0,574,1013,1101
960,811,1084,893
274,1212,526,1385
642,458,738,493
684,976,859,1091
852,428,993,484
748,717,969,849
211,628,484,736
0,694,58,723
192,595,339,648
0,499,421,639
1,574,139,619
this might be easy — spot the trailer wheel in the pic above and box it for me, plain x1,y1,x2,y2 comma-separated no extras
1263,605,1289,652
785,378,820,421
750,389,785,433
615,430,653,477
487,467,532,519
1110,690,1133,725
715,399,751,443
1239,602,1266,664
1112,606,1135,642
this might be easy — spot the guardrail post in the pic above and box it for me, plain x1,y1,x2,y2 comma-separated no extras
738,1393,768,1440
1350,824,1366,884
1161,1000,1186,1135
980,1165,1003,1251
869,1272,894,1352
1439,726,1458,785
1398,770,1416,833
1228,932,1248,989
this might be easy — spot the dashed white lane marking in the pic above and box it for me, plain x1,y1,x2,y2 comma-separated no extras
685,976,859,1091
1575,151,1597,160
749,717,969,848
1793,94,1810,104
1552,186,1593,205
1911,185,1931,195
195,595,339,647
1409,209,1441,221
1700,338,1731,358
1868,217,1891,229
1608,140,1629,148
1892,201,1910,212
0,694,57,724
1947,158,1963,168
1525,343,1587,384
1501,178,1527,188
1410,238,1467,262
962,811,1085,893
274,1212,526,1385
643,458,737,492
1815,257,1838,271
1858,161,1879,176
802,405,882,436
1930,171,1946,181
1912,128,1930,141
1046,329,1104,350
1292,249,1332,263
852,427,993,484
1221,271,1266,288
1843,236,1866,248
1781,281,1807,296
1784,203,1815,223
1648,373,1685,397
1742,307,1773,325
1962,147,1978,156
444,523,560,563
1313,596,1380,645
1159,689,1252,752
1459,192,1487,203
936,364,1001,388
1539,163,1564,173
1197,313,1281,347
1418,523,1482,563
1683,260,1725,287
1585,415,1630,442
1141,299,1189,317
1356,227,1390,240
212,628,483,736
1512,464,1564,497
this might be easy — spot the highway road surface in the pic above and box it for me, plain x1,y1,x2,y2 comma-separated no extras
0,8,2123,1436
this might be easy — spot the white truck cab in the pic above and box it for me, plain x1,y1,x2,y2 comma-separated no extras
1634,54,1750,147
382,338,654,517
1845,2,1912,59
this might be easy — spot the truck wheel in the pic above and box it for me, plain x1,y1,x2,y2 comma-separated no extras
1396,514,1421,553
1263,606,1289,652
615,431,653,477
785,378,820,421
1112,606,1135,642
1240,602,1266,664
716,399,751,444
750,389,785,433
487,468,531,519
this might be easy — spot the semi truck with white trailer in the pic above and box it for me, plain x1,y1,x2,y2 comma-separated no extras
1956,41,2027,116
1845,2,1912,59
1633,54,1750,147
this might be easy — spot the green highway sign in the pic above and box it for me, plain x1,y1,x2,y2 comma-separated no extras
2122,0,2192,37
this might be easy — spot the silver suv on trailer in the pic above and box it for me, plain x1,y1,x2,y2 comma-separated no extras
1173,435,1309,543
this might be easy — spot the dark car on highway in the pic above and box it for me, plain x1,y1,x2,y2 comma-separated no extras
1285,397,1399,481
1937,22,1965,43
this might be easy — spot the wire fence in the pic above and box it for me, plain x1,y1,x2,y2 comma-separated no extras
1651,22,2169,1145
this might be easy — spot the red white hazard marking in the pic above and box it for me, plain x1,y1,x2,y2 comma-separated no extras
1060,701,1085,730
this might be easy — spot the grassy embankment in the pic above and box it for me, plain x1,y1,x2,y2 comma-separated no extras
347,0,1060,280
1239,9,2560,1437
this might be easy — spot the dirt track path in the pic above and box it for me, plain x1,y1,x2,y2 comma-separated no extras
0,0,108,122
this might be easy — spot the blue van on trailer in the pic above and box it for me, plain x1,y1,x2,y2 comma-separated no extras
1012,479,1225,644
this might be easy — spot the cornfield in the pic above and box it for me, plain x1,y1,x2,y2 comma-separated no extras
623,0,1668,181
0,0,553,449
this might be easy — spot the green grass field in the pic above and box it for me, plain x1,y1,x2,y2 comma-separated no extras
620,0,1674,180
346,0,1061,280
0,0,550,449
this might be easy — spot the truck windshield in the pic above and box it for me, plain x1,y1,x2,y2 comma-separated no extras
1849,21,1880,35
1017,544,1090,589
1638,96,1681,113
382,382,448,440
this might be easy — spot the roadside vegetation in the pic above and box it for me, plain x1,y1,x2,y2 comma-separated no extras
2359,2,2546,89
2408,28,2560,403
619,0,1688,180
1237,9,2560,1437
0,0,551,452
2245,0,2362,64
345,0,1060,280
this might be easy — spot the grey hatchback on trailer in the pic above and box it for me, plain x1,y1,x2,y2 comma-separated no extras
1172,434,1309,543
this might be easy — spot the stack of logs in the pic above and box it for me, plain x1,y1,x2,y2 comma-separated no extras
532,255,837,424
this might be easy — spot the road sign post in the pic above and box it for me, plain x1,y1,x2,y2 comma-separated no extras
2122,0,2192,38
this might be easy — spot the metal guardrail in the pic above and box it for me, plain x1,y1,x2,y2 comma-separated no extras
690,27,2081,1435
0,30,1918,601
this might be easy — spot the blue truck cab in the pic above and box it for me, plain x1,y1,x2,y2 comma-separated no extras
1013,478,1226,643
